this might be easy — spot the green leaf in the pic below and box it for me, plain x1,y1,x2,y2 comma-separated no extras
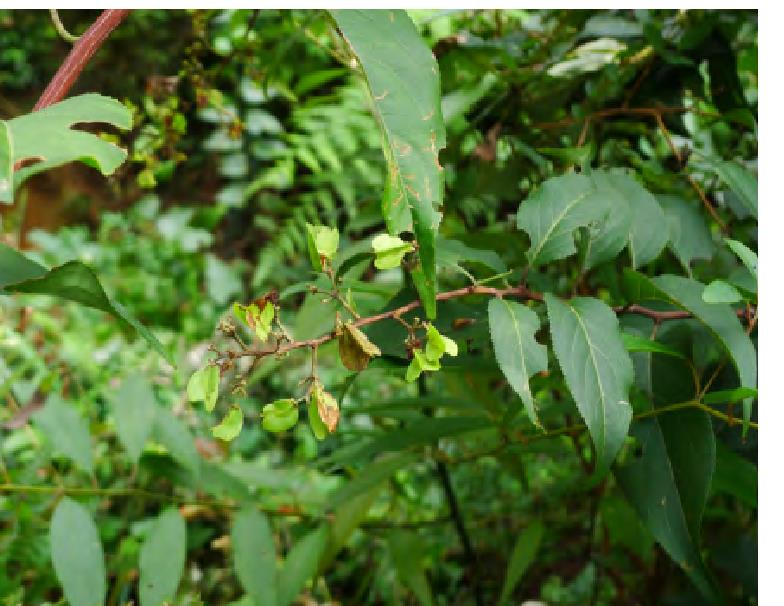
34,394,93,474
616,410,718,601
424,323,458,361
261,399,299,433
320,484,384,570
725,238,757,280
187,365,220,412
152,409,200,474
615,172,668,268
518,169,666,269
702,279,742,304
325,452,416,510
712,440,757,507
308,394,328,441
332,9,446,318
111,374,157,464
371,233,415,270
232,509,277,606
621,332,685,359
1,253,171,364
545,295,633,473
139,508,187,606
518,172,611,267
702,386,757,405
488,299,548,427
277,525,329,606
8,93,131,188
0,242,48,287
0,120,12,204
499,519,544,604
435,236,506,273
710,160,757,219
50,498,106,606
322,418,491,467
212,406,244,441
657,195,715,272
405,348,440,382
389,530,434,606
306,223,340,270
623,271,757,431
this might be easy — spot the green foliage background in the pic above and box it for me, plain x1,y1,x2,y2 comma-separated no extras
0,9,757,606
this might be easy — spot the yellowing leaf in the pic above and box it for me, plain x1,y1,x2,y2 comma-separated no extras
211,406,244,441
337,320,381,371
371,233,415,270
234,301,275,341
306,223,339,270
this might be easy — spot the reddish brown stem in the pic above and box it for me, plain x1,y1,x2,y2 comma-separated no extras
232,284,752,360
33,9,130,112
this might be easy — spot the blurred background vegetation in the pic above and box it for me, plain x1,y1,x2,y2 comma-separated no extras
0,9,756,605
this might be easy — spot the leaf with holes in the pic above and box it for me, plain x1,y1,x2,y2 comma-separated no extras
331,10,446,318
488,299,548,427
545,294,633,473
7,93,131,190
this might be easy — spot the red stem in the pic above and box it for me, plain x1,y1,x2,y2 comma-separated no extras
33,9,130,112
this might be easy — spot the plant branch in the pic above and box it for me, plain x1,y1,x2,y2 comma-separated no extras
230,284,751,361
33,9,130,112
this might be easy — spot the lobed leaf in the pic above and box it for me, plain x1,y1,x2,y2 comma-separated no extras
6,93,132,192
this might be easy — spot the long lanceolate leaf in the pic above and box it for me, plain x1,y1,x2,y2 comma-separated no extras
545,294,633,474
0,244,171,364
331,10,446,318
623,271,757,432
616,410,719,602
